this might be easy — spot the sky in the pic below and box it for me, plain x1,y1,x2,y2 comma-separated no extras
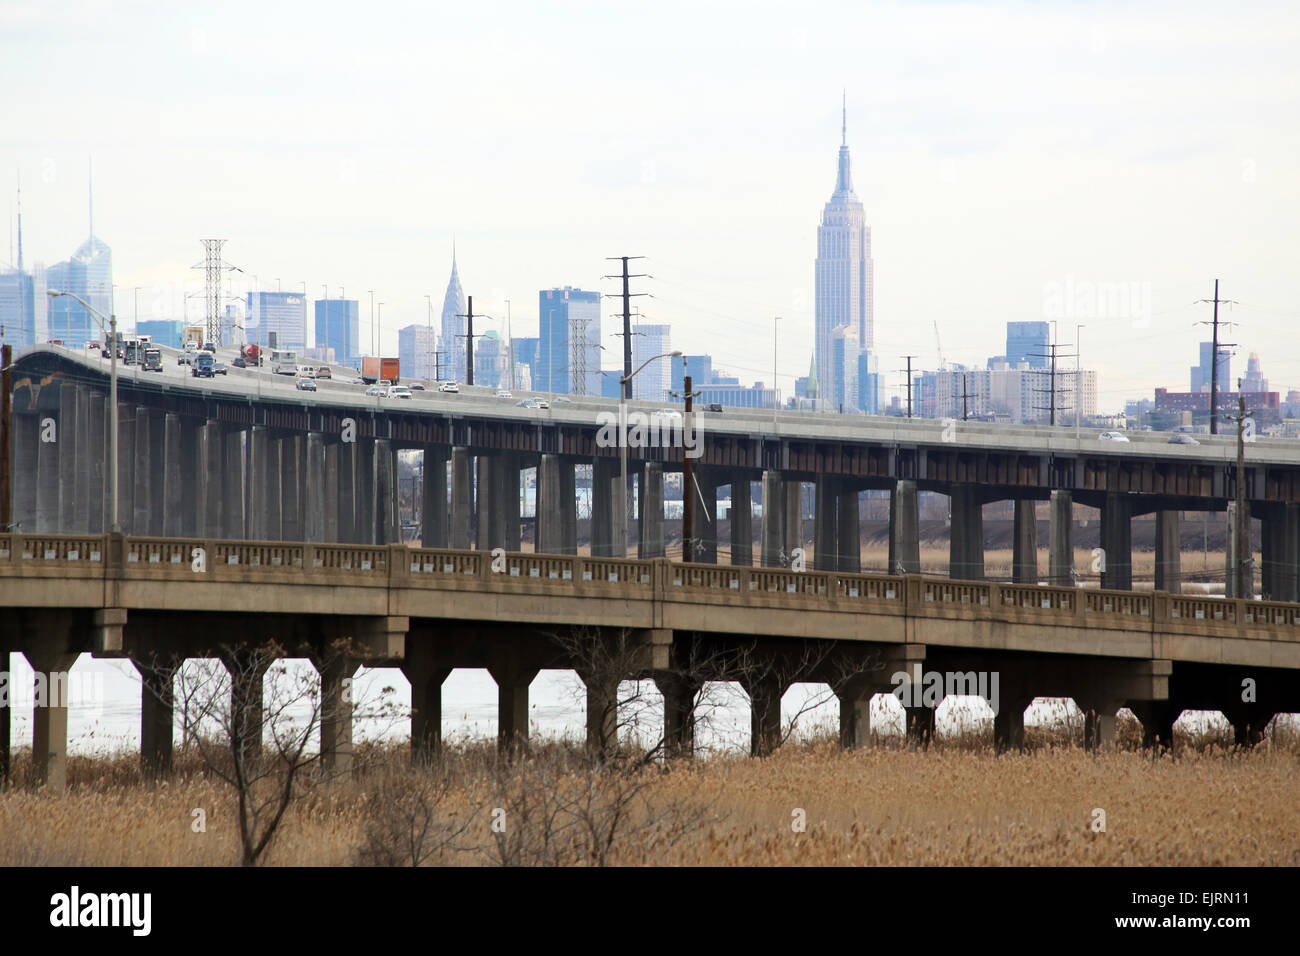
2,0,1298,410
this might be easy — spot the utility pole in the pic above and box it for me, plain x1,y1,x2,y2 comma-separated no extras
456,295,487,386
1228,379,1254,599
1,344,11,532
604,256,650,400
681,369,697,561
1031,343,1076,426
1197,280,1238,435
961,371,970,421
900,356,917,418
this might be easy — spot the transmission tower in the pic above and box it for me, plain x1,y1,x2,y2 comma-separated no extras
190,240,241,347
570,314,592,395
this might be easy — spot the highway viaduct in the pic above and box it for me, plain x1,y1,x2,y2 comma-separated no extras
4,346,1300,790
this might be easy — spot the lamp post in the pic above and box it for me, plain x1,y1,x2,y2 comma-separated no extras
773,316,781,427
48,291,118,532
617,350,682,556
425,294,434,384
1075,324,1085,440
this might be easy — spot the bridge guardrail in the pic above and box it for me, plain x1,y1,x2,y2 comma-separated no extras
1,533,1297,646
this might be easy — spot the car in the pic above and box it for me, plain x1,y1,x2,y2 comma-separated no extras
314,366,331,380
408,382,425,390
1098,431,1130,442
653,408,683,420
296,377,317,391
1174,424,1197,433
86,341,100,351
532,399,550,409
177,352,194,366
201,342,217,353
387,385,413,399
232,357,247,368
551,396,572,405
297,366,316,378
1168,433,1200,445
365,385,386,397
438,381,460,393
705,403,724,413
213,359,227,375
496,390,513,399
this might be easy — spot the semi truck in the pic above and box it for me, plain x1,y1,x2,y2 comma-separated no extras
142,347,163,372
361,356,400,385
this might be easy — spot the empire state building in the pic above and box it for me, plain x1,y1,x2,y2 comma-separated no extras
814,100,873,411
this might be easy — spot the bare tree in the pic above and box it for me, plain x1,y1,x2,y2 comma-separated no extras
354,760,481,867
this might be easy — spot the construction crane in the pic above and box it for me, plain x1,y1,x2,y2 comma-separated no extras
933,320,948,370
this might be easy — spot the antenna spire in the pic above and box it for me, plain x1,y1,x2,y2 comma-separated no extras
88,156,94,241
842,90,846,146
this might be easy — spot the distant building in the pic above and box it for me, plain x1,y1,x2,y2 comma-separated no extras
398,323,439,382
539,287,601,395
315,299,360,368
45,237,113,349
829,324,861,412
671,355,714,398
1241,352,1268,393
1155,387,1279,422
221,305,243,346
136,319,185,349
439,254,467,381
474,329,509,388
246,291,306,351
697,382,780,410
1190,341,1231,393
1005,321,1050,369
0,182,36,348
512,336,539,391
631,323,672,402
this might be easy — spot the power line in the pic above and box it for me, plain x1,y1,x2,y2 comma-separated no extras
1196,279,1238,435
603,256,651,400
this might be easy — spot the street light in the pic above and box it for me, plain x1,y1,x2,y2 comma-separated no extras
48,291,119,532
617,350,682,555
1075,324,1085,440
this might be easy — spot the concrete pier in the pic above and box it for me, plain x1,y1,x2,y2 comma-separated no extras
132,407,152,536
336,440,355,544
949,486,985,580
489,664,538,753
12,414,38,532
814,476,838,571
304,433,326,543
161,414,183,537
837,484,859,572
281,435,301,541
422,445,449,548
745,674,785,757
761,471,784,567
58,385,79,531
26,647,78,792
317,652,357,778
536,454,562,554
355,439,375,546
591,458,618,557
375,438,397,545
729,477,753,566
1012,499,1038,584
1155,510,1182,594
655,674,698,758
638,462,665,559
137,661,173,776
449,447,470,549
1100,493,1132,591
1048,490,1073,586
888,480,920,574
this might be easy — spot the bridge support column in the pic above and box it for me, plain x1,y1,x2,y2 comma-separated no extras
57,384,79,531
1100,493,1132,591
559,460,577,554
86,391,105,534
475,454,497,550
402,657,451,764
760,471,784,567
72,386,91,532
117,405,136,534
247,426,270,540
161,413,183,537
132,407,154,536
1082,699,1125,751
146,409,165,536
814,476,838,571
199,421,221,537
11,413,39,533
1,649,8,784
25,647,78,792
536,454,563,554
838,484,860,572
838,678,880,749
449,447,470,549
1224,502,1245,597
638,462,665,558
993,697,1032,753
1129,700,1180,751
304,433,326,543
583,672,619,758
1226,708,1274,748
591,458,618,557
745,674,786,757
34,406,60,532
498,453,520,551
1282,504,1300,603
263,437,282,541
221,427,245,540
375,439,398,544
179,418,200,537
136,661,173,777
904,706,936,749
1155,510,1182,594
949,486,985,580
220,651,266,760
336,440,355,544
888,480,920,574
421,445,449,548
316,653,358,778
488,664,538,754
655,673,698,758
784,478,803,561
355,438,375,545
323,442,340,542
1049,490,1073,586
1012,499,1038,583
729,476,753,566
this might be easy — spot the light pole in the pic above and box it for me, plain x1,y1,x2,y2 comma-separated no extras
1075,324,1085,439
773,316,781,427
368,291,375,357
322,285,329,366
617,350,682,556
425,294,434,384
48,291,119,532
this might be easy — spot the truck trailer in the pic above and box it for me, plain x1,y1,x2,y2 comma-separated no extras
361,356,400,385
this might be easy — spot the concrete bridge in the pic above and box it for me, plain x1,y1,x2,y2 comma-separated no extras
8,345,1300,600
3,532,1298,790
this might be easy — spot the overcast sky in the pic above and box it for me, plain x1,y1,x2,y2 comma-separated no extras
3,0,1297,409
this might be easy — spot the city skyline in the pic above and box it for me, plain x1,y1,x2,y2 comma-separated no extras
3,1,1297,410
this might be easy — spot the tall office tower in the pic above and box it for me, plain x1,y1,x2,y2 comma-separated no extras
315,298,360,368
538,286,601,395
512,336,539,391
1006,321,1051,369
815,96,873,411
474,329,509,388
0,178,36,348
857,349,880,414
221,304,243,346
246,291,307,351
829,324,861,413
398,322,439,381
1190,341,1231,393
631,323,672,401
439,252,467,381
1241,352,1268,393
44,171,113,348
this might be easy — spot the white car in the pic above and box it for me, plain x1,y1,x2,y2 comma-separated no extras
438,381,460,393
387,385,413,399
1098,431,1130,442
496,390,513,399
295,377,317,392
652,408,683,421
365,385,386,397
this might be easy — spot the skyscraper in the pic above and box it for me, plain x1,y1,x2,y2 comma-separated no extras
0,178,36,348
44,170,112,349
631,323,672,401
538,287,601,396
1006,321,1050,368
439,251,467,382
1190,341,1231,393
814,96,873,410
315,299,360,368
246,291,307,351
398,322,439,381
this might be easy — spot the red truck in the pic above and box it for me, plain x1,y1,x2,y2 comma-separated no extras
361,356,400,385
